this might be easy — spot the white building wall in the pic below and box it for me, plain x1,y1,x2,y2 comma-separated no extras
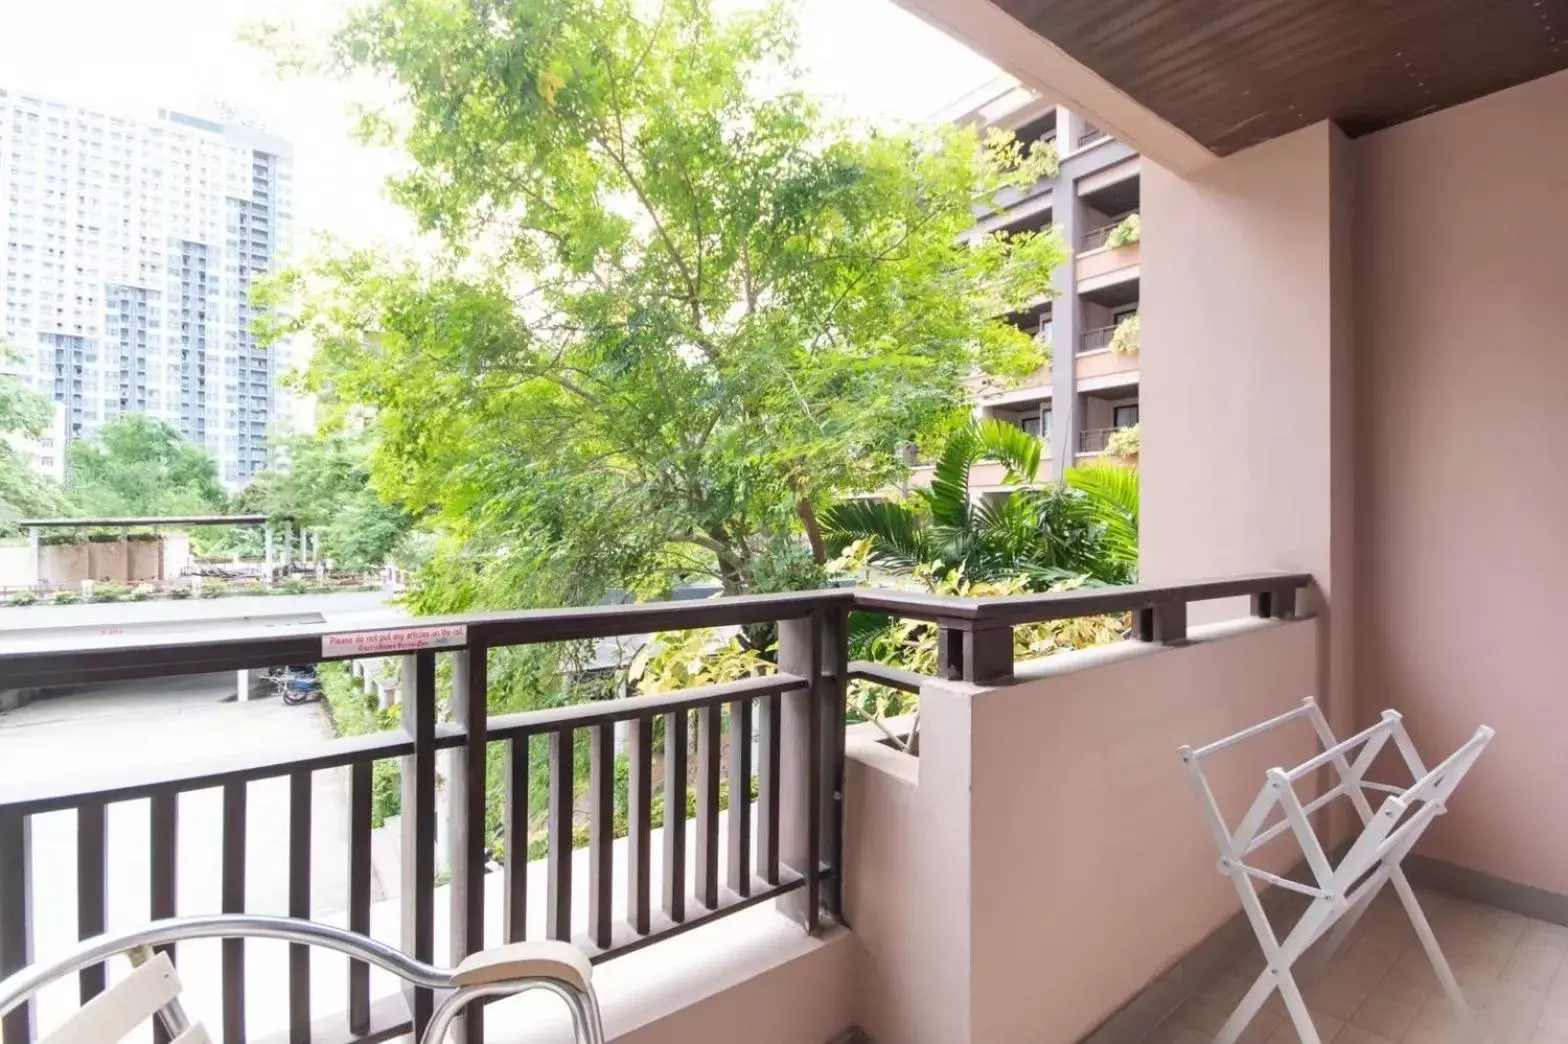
0,86,294,487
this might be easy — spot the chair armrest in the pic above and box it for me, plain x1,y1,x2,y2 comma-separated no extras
451,941,593,993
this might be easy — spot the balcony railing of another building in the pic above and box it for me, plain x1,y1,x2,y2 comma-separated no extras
0,575,1310,1044
1079,426,1117,453
1079,325,1119,354
1080,211,1137,253
1078,122,1109,148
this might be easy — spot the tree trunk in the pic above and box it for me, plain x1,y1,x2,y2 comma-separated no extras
797,497,826,566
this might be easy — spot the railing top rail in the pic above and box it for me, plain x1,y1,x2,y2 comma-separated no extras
0,588,851,689
0,574,1310,688
850,572,1310,628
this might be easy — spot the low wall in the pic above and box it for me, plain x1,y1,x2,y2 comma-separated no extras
846,616,1322,1044
86,540,128,582
0,544,35,587
128,539,161,581
37,543,88,585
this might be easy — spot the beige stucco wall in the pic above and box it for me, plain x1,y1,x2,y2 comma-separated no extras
87,540,128,582
38,542,88,584
1140,123,1357,835
1355,68,1568,895
1075,349,1138,381
846,620,1320,1044
1075,242,1139,283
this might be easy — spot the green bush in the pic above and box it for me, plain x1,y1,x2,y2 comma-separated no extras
1106,212,1141,249
6,591,38,607
52,591,80,605
242,580,268,594
198,580,228,599
283,577,310,594
90,583,130,603
168,586,193,600
318,662,404,825
128,585,156,602
1109,313,1140,356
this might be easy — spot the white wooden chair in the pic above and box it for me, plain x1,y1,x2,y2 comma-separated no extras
1180,698,1493,1044
0,915,606,1044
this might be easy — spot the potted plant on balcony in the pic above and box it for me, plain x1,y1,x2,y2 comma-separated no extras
1106,212,1141,248
1109,313,1140,355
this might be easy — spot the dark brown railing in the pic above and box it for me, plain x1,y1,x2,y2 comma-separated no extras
1079,325,1118,353
1078,122,1109,148
0,575,1309,1044
1079,426,1116,453
1080,210,1137,253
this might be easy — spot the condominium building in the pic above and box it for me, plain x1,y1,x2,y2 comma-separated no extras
918,80,1141,490
0,87,294,487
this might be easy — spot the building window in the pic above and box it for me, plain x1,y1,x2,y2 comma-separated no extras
1113,404,1139,428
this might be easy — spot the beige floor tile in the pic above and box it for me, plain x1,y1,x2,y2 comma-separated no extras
1386,947,1445,994
1401,997,1462,1044
1308,972,1379,1021
1173,991,1243,1035
1452,961,1504,1008
1264,1010,1345,1044
1237,1011,1285,1044
1336,1024,1399,1044
1143,1016,1214,1044
1505,940,1568,995
1349,989,1425,1040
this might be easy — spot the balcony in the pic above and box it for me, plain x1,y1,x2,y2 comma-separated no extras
0,577,1315,1044
1078,122,1109,148
1076,218,1140,289
1076,324,1139,384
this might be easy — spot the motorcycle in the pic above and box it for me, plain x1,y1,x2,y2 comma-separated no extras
269,664,322,705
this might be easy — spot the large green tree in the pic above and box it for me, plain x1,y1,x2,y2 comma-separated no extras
0,350,67,529
236,431,414,569
67,413,227,517
259,0,1064,609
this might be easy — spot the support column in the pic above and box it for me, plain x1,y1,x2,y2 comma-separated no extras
27,526,40,587
1140,122,1355,835
1049,175,1083,480
264,523,275,578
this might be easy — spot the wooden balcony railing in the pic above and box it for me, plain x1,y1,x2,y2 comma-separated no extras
0,575,1310,1044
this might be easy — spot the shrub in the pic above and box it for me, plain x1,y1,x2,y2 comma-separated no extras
283,577,310,594
241,580,268,595
1109,313,1140,356
51,591,79,605
1106,212,1141,249
90,583,130,603
6,591,38,607
1106,423,1141,459
198,580,228,599
168,586,193,600
128,584,156,602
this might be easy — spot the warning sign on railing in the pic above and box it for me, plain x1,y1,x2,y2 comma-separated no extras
322,624,468,658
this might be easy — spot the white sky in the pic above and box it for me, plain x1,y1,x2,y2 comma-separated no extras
0,0,999,250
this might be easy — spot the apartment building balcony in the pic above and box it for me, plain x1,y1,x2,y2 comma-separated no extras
1076,324,1139,385
1076,219,1140,290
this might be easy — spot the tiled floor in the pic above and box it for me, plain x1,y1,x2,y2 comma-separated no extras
1145,887,1568,1044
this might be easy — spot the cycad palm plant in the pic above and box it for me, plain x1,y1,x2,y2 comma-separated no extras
823,419,1133,587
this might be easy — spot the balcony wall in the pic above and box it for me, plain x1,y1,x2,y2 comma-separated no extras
907,459,1026,490
1075,348,1139,382
846,616,1321,1044
1357,66,1568,898
1075,242,1140,284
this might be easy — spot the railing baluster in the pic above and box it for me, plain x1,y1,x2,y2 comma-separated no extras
546,728,573,941
150,791,178,1044
625,716,653,935
288,769,312,1043
220,783,246,1044
757,692,781,886
76,800,107,1005
503,735,529,943
726,697,753,897
778,613,822,932
694,704,721,910
399,650,437,1038
0,808,33,1044
348,761,372,1036
588,723,615,949
449,646,489,1044
662,710,688,923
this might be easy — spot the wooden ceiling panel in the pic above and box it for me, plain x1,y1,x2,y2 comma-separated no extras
992,0,1568,153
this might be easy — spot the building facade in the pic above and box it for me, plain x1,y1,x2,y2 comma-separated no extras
0,87,294,487
918,80,1141,491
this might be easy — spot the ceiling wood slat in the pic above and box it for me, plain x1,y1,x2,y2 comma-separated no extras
992,0,1568,153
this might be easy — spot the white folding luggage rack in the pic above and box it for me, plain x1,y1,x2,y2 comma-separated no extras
1179,698,1493,1044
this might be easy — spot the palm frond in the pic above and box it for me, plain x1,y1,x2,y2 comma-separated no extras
1064,464,1139,574
821,498,930,575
